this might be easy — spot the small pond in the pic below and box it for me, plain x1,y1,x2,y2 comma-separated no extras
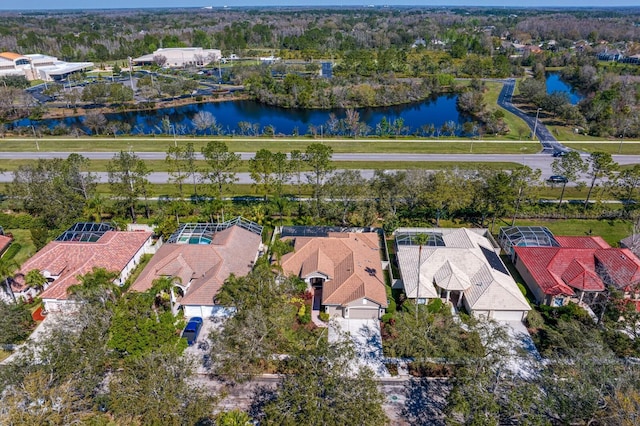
14,93,472,136
546,72,583,105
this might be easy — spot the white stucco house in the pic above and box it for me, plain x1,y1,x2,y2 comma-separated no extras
395,228,530,322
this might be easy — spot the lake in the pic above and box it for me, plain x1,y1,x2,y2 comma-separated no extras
15,93,472,136
546,72,583,105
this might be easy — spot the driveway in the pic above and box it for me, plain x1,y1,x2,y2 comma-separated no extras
328,318,389,377
499,320,541,378
183,317,225,374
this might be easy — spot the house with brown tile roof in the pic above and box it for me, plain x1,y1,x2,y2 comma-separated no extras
16,223,154,311
514,236,640,309
395,228,530,322
279,231,388,320
0,234,13,257
130,218,263,318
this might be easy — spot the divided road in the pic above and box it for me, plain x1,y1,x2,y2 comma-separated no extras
2,152,640,183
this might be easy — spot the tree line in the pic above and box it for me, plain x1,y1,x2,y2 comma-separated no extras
2,8,638,63
5,143,637,239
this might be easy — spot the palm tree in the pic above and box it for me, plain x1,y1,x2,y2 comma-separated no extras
413,233,430,321
149,276,182,315
0,257,18,303
67,267,120,307
25,269,48,293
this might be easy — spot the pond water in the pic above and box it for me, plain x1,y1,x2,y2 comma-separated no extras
546,72,583,105
15,93,471,136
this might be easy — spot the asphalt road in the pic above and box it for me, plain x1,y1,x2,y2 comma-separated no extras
2,153,640,184
497,79,565,154
1,151,640,172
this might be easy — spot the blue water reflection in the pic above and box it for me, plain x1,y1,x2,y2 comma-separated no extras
546,72,582,105
16,93,472,136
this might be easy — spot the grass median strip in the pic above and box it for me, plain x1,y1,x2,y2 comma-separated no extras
0,137,541,154
563,141,640,155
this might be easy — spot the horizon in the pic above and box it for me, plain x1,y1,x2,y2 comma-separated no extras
2,1,640,11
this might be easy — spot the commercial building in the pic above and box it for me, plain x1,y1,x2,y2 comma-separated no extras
0,52,93,81
132,47,221,68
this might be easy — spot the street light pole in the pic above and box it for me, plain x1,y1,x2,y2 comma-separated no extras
532,107,542,141
128,57,134,92
171,124,177,147
618,133,624,154
32,125,39,151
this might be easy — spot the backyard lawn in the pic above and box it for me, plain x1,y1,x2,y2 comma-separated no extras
4,229,36,266
512,218,631,246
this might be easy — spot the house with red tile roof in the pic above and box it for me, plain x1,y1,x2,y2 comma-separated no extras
130,218,263,318
278,231,388,320
16,223,154,311
395,228,530,322
514,236,640,308
0,233,13,257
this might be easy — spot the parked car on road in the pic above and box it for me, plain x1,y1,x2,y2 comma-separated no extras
181,317,203,345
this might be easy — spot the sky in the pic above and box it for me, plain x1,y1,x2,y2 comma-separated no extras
1,1,639,10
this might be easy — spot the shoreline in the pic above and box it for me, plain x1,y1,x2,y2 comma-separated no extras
40,92,249,120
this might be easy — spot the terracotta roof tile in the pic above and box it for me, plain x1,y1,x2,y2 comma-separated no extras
555,236,610,249
0,234,13,255
514,247,575,296
561,259,603,291
595,248,640,291
20,231,152,301
514,243,640,296
279,232,387,308
131,225,261,307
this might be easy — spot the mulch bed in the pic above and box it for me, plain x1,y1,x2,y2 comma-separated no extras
32,306,46,322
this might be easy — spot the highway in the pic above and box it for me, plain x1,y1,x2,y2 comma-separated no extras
1,152,640,183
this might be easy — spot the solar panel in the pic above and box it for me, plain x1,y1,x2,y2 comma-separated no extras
279,226,375,238
480,245,509,275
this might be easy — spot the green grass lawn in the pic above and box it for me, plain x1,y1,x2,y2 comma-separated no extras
5,229,36,266
563,141,640,155
0,137,541,154
94,182,313,197
546,126,604,142
484,81,533,142
511,218,631,246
